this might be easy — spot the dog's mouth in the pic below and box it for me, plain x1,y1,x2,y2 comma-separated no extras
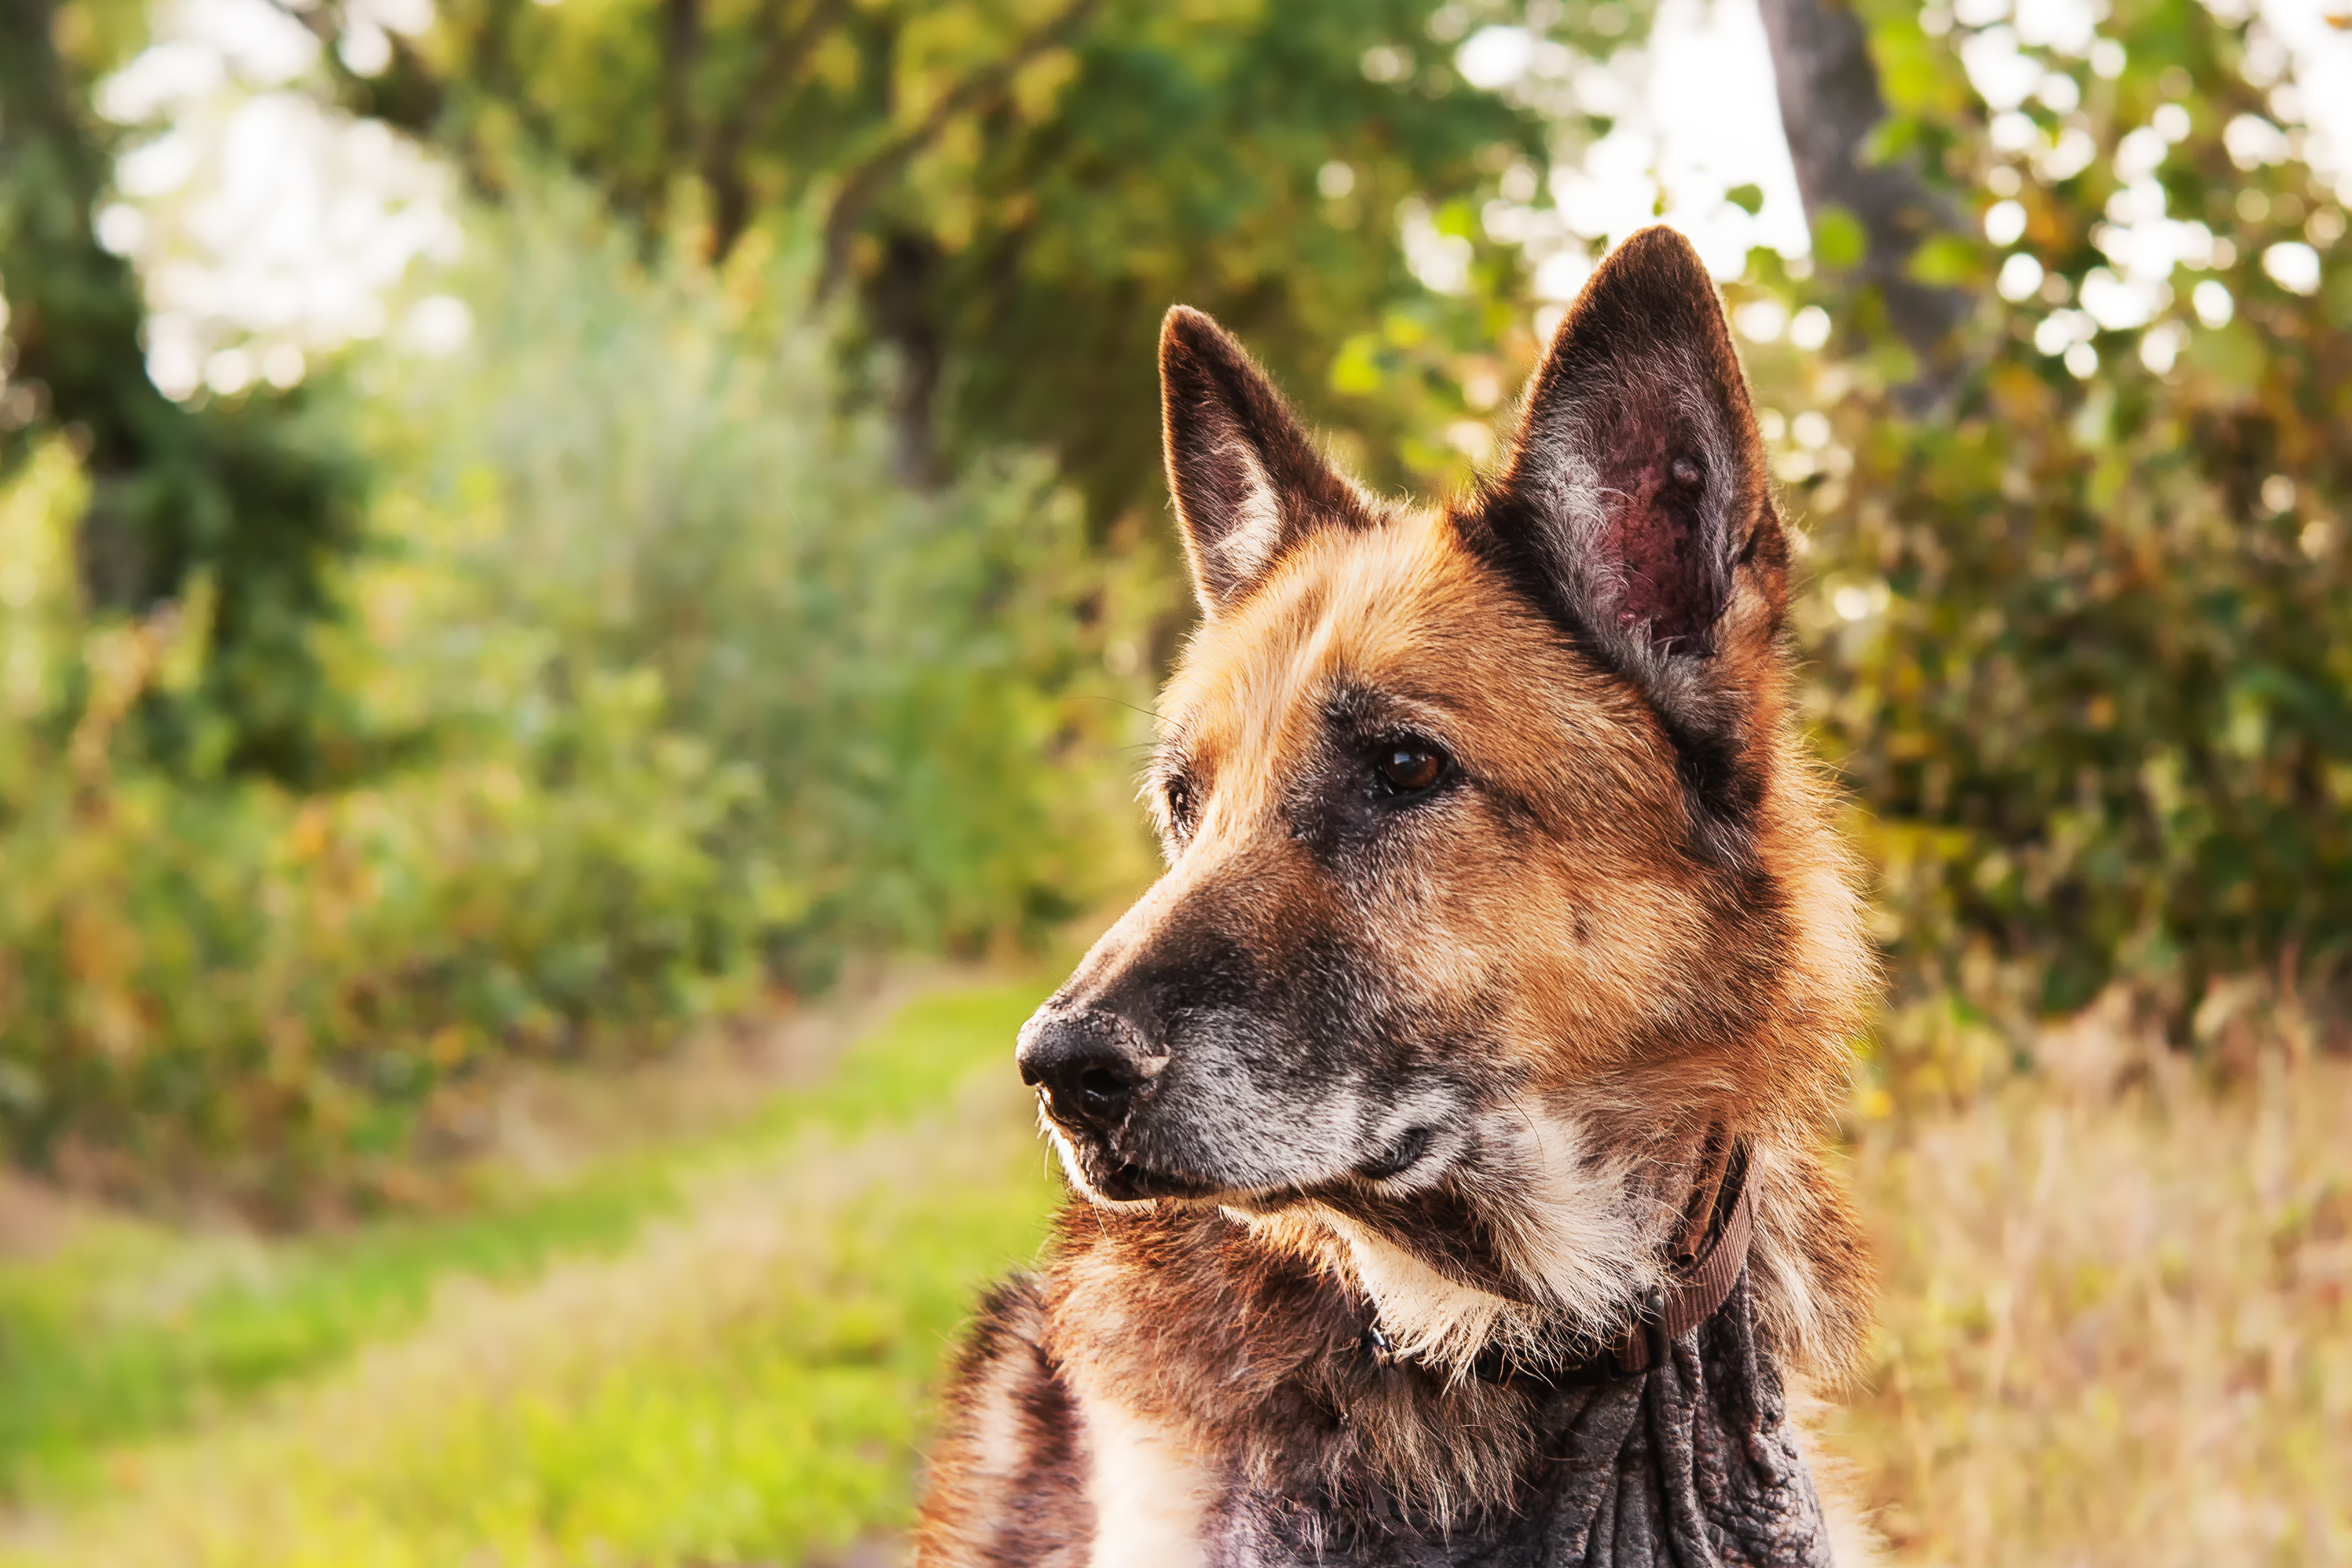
1052,1116,1454,1208
1355,1123,1440,1181
1063,1138,1221,1203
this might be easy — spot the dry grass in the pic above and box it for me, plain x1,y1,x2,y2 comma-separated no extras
1835,1002,2352,1568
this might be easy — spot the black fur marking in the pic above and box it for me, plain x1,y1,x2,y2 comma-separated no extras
1357,1125,1438,1180
1283,686,1472,863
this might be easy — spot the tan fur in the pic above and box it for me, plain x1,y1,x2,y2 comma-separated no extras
1065,1363,1214,1567
1122,508,1873,1378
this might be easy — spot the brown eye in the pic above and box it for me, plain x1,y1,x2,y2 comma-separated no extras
1166,780,1195,832
1375,744,1445,794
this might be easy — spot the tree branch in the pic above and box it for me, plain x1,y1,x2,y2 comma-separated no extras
699,0,853,263
816,0,1101,297
651,0,705,237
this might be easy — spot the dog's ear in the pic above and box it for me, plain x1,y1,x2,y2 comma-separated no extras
1470,226,1786,853
1161,306,1372,616
1479,225,1782,666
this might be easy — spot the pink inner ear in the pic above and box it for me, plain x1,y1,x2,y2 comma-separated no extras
1598,403,1723,655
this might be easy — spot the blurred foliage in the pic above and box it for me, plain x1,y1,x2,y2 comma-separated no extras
8,0,2352,1201
1744,0,2352,1064
0,0,368,783
337,0,1616,515
0,433,763,1213
0,0,1593,1206
346,192,1157,967
0,196,1153,1214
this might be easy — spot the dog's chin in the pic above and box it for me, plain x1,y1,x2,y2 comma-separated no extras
1051,1119,1461,1211
1047,1127,1224,1206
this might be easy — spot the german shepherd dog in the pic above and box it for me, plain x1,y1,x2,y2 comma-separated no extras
914,226,1878,1566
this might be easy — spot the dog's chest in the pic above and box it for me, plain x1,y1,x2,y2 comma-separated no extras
1070,1366,1217,1568
1207,1378,1828,1567
1077,1277,1836,1568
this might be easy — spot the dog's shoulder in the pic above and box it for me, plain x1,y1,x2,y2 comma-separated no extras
911,1272,1092,1568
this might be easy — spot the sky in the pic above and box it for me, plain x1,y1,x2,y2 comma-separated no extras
93,0,460,398
78,0,2352,400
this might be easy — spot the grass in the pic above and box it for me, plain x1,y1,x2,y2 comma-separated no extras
0,985,1065,1565
3,976,2347,1566
0,1174,667,1498
1837,1027,2352,1567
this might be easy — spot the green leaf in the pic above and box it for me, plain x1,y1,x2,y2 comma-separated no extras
1909,233,1981,287
1813,205,1869,270
1329,332,1386,396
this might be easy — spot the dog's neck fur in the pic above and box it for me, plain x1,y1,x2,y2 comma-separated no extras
1229,1112,1721,1379
1039,1171,1843,1560
1051,1122,1859,1510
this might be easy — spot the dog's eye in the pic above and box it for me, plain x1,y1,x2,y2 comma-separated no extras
1165,779,1196,833
1374,744,1445,796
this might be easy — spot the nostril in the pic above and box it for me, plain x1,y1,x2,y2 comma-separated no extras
1077,1064,1134,1105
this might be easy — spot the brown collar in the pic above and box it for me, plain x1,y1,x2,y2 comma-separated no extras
1360,1140,1755,1388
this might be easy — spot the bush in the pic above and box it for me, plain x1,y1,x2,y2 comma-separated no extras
1747,0,2352,1051
0,197,1155,1214
346,199,1158,968
0,439,758,1213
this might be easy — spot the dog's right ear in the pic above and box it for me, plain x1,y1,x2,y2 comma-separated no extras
1160,307,1372,617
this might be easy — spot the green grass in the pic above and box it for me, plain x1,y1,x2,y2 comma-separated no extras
0,1178,661,1498
0,983,1063,1563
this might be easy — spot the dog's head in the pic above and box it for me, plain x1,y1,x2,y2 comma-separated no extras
1019,227,1871,1364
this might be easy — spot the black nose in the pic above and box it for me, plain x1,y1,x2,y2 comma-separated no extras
1016,1008,1161,1135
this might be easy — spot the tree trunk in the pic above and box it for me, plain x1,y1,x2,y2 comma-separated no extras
0,5,363,781
0,0,194,604
866,232,947,489
1756,0,1967,397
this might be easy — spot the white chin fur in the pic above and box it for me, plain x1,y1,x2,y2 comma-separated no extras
1042,1115,1160,1214
1046,1075,1465,1206
1313,1108,1677,1376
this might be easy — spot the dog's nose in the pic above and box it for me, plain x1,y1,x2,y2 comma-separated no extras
1016,1008,1163,1135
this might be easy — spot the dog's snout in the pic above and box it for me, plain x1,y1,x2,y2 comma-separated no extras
1017,1008,1163,1135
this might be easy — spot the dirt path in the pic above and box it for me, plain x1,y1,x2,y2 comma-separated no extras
0,998,1057,1568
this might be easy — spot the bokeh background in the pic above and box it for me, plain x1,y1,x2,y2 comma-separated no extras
0,0,2347,1562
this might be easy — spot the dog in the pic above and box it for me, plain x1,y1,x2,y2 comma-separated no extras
912,225,1879,1566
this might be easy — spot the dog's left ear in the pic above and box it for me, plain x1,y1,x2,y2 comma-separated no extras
1161,306,1373,617
1470,226,1786,848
